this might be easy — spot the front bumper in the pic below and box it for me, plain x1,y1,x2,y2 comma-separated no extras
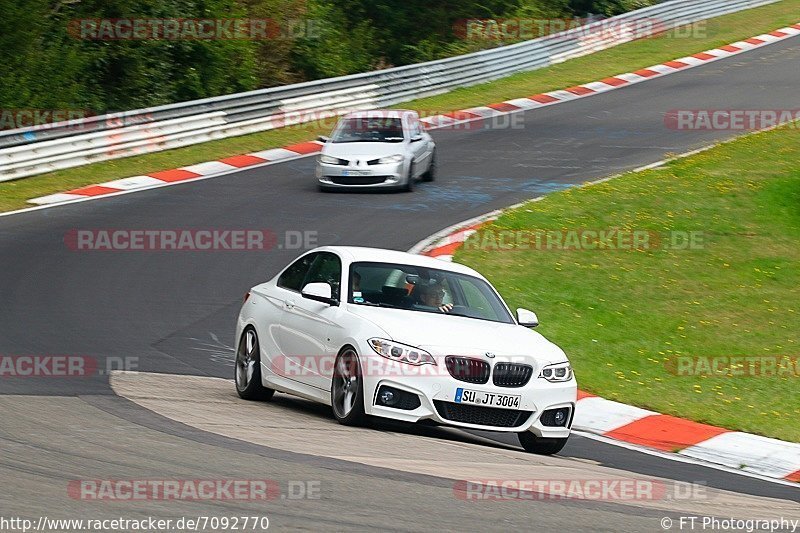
360,356,577,437
316,161,405,188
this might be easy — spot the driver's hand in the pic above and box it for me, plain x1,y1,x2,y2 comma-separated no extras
439,303,453,313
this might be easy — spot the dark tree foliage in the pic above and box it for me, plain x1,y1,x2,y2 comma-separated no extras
0,0,658,112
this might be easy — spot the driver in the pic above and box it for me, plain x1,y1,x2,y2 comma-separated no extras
416,282,453,313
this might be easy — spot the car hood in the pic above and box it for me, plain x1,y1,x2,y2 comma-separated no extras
347,305,567,365
322,142,405,159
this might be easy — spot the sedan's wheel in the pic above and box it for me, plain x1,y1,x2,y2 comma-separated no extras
518,432,568,455
421,150,436,182
235,327,275,401
401,162,415,192
331,348,368,426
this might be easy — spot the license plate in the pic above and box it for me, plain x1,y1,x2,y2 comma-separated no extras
342,170,369,176
455,388,521,409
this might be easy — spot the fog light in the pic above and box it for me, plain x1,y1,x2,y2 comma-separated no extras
376,385,421,410
541,407,571,427
379,389,397,406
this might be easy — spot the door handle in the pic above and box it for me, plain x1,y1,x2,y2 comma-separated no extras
284,300,295,309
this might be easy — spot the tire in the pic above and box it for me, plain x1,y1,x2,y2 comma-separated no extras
330,347,368,426
518,432,568,455
421,150,436,182
401,162,415,192
235,327,275,401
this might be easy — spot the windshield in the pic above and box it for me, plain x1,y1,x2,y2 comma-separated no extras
348,262,515,324
331,117,405,143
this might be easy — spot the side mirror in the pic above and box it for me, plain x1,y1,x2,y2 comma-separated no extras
317,135,330,143
302,282,338,306
410,135,423,142
516,308,539,328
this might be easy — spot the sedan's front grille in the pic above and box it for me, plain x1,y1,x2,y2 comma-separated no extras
329,176,388,185
492,363,534,388
434,401,532,428
445,356,490,384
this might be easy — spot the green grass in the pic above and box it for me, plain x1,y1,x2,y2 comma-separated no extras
455,124,800,442
2,0,800,212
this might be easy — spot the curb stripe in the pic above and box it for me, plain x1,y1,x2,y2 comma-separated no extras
248,147,302,161
487,102,522,112
148,169,201,182
424,241,465,257
180,161,237,176
605,414,730,452
663,60,690,69
65,185,121,196
679,432,800,479
528,94,560,104
98,176,164,191
219,154,268,168
284,141,323,154
443,110,482,120
565,86,596,96
633,68,660,77
600,77,629,87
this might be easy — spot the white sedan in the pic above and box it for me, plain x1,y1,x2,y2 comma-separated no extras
315,110,435,192
234,246,576,454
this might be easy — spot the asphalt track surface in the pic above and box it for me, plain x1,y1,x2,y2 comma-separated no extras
1,34,799,531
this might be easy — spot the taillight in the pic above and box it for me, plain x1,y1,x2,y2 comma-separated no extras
243,291,251,303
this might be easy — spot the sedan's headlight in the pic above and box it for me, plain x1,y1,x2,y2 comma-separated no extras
368,338,436,366
318,154,340,165
377,154,404,164
539,362,572,382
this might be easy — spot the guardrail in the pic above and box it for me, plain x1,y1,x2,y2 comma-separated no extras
0,0,779,182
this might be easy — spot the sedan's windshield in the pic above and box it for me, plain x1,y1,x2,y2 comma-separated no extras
331,117,405,143
348,262,515,324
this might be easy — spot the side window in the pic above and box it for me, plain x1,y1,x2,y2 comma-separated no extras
277,253,318,292
303,252,342,300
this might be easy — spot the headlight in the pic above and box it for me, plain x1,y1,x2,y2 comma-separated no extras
368,338,436,366
377,154,404,164
318,154,340,164
539,362,572,382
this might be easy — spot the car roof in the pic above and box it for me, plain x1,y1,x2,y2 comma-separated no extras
341,109,417,120
313,246,484,278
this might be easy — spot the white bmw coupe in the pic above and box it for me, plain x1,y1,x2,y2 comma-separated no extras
235,246,576,454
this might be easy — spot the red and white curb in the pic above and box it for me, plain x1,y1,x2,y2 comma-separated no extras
415,24,800,128
408,195,800,485
26,22,800,208
28,141,325,205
